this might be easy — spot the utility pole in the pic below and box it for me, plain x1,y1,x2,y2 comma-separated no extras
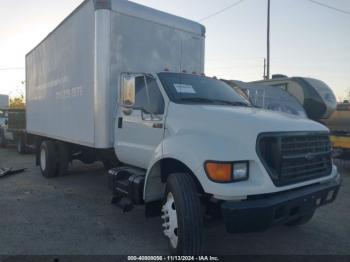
263,58,266,80
266,0,271,80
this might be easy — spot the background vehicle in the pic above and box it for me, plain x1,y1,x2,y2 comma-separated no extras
0,108,33,153
25,0,340,255
321,102,350,159
7,109,34,154
0,95,11,147
0,109,10,147
225,80,307,118
0,109,6,128
0,94,9,109
250,74,337,120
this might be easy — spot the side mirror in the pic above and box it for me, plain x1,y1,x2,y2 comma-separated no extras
4,119,8,125
122,76,136,108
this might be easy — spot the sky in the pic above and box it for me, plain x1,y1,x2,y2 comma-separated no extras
0,0,349,100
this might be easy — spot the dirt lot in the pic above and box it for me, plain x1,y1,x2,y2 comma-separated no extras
0,146,349,255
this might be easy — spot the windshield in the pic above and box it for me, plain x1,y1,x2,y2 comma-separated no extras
158,73,250,106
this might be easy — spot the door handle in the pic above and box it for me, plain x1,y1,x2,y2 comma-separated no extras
152,123,163,129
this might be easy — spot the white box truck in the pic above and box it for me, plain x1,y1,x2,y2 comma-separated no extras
0,94,9,109
26,0,340,255
0,94,11,147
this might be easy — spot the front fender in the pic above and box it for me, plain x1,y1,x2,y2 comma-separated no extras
143,133,235,202
143,137,199,202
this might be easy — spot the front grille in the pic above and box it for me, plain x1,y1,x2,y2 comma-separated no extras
257,132,332,187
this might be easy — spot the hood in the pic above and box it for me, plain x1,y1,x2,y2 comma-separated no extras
166,103,328,141
162,103,334,199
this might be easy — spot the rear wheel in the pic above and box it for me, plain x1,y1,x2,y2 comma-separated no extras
161,173,203,255
285,210,315,226
56,142,69,176
40,141,58,178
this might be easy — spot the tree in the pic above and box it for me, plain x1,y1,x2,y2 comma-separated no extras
10,95,25,109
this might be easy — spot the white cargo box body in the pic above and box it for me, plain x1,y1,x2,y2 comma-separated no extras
26,0,205,148
0,94,9,109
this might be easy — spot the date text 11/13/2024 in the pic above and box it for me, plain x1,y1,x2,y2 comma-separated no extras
127,256,220,261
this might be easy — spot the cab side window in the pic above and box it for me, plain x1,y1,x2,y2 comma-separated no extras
133,76,165,115
134,76,149,110
146,76,165,115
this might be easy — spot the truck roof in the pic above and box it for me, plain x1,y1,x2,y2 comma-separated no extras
109,0,205,36
26,0,205,57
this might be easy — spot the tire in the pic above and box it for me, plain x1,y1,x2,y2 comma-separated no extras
161,173,203,255
56,142,69,176
285,210,315,226
17,137,26,154
40,141,58,178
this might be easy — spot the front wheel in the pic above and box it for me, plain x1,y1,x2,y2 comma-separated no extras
56,142,69,176
162,173,203,255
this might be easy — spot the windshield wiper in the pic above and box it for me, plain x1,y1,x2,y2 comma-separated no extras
179,97,251,107
212,100,251,107
179,97,217,104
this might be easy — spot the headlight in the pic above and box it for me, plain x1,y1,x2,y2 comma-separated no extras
233,162,249,181
204,161,249,183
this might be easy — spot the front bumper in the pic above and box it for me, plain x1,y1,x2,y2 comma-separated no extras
221,176,341,233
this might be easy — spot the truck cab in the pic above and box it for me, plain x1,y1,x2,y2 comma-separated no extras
110,71,340,254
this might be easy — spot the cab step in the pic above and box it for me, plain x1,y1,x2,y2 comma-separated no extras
108,166,146,212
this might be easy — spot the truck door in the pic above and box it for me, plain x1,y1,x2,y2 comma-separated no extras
115,74,165,169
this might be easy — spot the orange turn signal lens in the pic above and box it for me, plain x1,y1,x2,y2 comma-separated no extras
205,162,232,183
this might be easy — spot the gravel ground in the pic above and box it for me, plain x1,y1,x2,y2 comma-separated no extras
0,146,349,255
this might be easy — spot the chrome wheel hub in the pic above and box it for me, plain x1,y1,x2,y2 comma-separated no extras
162,192,178,248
